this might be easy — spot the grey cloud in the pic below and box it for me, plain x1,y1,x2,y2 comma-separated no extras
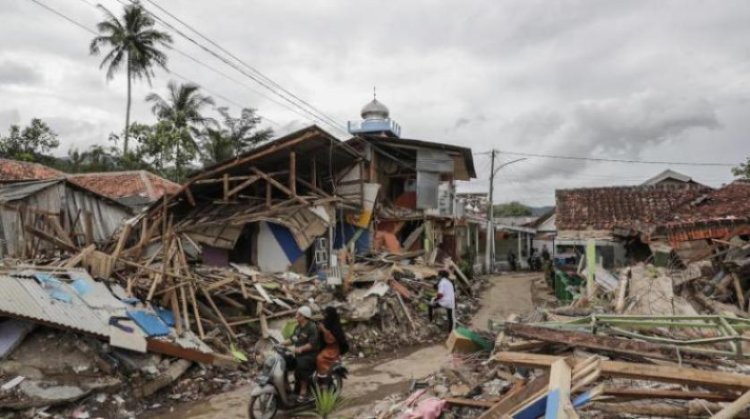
505,91,721,182
0,109,21,131
0,61,42,86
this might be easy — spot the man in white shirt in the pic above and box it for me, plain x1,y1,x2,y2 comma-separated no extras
428,270,456,331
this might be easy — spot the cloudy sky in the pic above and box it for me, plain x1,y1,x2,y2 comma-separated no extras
1,0,748,205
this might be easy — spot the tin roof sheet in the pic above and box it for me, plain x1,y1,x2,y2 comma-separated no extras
0,271,128,338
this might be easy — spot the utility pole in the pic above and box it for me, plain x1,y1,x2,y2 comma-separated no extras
485,154,527,274
486,149,496,273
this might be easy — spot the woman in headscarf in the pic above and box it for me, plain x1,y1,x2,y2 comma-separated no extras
316,306,349,376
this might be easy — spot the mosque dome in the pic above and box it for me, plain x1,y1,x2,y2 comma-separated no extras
360,98,389,120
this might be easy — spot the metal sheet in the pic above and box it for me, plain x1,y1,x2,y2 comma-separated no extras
416,149,454,173
417,171,439,209
0,269,143,340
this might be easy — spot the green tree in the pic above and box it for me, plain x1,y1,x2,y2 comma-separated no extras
90,1,172,156
493,201,532,217
65,144,122,173
0,118,60,162
146,81,215,180
732,158,750,179
200,107,272,166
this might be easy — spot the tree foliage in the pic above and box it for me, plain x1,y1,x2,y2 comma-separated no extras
493,201,532,217
146,80,215,180
0,119,60,163
732,158,750,180
200,107,272,166
90,1,172,155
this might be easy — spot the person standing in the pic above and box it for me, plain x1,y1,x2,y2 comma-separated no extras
507,250,517,271
429,270,456,332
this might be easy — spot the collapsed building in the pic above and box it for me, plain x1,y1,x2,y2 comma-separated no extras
555,182,711,267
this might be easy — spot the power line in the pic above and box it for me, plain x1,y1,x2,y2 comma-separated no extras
30,0,97,34
117,0,349,136
28,0,280,126
98,0,327,129
496,149,736,167
140,0,348,130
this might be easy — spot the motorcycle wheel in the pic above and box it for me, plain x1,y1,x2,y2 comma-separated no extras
248,393,278,419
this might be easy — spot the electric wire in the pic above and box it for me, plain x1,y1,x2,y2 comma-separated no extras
29,0,281,127
116,0,350,136
140,0,349,130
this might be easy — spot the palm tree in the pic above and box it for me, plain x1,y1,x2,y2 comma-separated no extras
90,2,172,156
219,107,273,157
146,80,215,179
200,107,273,166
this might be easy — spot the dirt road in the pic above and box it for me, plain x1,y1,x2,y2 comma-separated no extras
148,273,535,418
148,344,449,419
471,272,537,330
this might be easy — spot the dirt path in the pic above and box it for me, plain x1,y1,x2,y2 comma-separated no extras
148,273,535,419
471,272,537,330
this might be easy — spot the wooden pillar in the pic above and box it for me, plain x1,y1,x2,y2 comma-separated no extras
311,158,317,189
265,180,272,208
223,173,229,201
289,151,296,197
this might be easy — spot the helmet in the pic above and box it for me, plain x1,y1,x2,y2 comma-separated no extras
297,306,313,319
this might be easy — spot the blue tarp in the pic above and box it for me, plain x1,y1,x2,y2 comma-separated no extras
127,310,170,337
155,307,176,327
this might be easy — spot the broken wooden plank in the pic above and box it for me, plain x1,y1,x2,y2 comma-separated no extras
226,175,261,199
447,258,473,296
24,225,78,253
478,374,550,419
503,323,712,364
495,351,750,390
444,397,497,409
547,358,574,419
62,244,96,268
251,167,308,205
590,401,734,418
602,386,737,402
712,388,750,419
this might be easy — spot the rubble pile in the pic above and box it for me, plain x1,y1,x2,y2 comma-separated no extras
356,238,750,418
0,238,474,417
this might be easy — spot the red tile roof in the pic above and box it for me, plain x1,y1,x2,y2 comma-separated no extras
667,180,750,224
67,170,180,202
555,183,712,231
0,159,64,181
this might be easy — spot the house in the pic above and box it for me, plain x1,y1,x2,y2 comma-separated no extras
642,169,700,186
0,158,64,182
142,125,364,273
117,96,478,275
0,178,133,258
67,170,180,210
344,96,478,265
554,183,711,267
627,179,750,262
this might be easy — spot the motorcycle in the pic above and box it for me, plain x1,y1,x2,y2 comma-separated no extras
248,343,348,419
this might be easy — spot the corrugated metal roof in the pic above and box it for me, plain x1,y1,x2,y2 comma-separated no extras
0,271,126,337
0,269,214,360
0,179,61,203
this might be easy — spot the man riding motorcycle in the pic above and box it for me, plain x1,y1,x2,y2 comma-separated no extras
283,305,318,402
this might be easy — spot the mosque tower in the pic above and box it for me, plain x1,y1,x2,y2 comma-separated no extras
347,89,402,138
